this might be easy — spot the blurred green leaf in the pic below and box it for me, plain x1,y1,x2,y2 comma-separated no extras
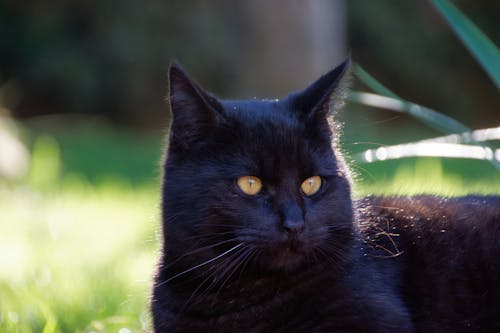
348,90,470,134
352,65,472,135
351,65,500,169
430,0,500,89
351,67,398,100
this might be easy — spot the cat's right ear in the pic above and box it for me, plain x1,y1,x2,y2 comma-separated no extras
168,63,224,152
287,57,351,121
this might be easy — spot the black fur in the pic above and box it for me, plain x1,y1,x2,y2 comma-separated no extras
151,59,499,332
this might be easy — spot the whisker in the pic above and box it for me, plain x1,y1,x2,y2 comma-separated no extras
237,248,258,282
158,243,244,286
209,248,258,307
185,231,237,241
164,238,240,270
185,247,249,309
216,247,253,292
195,223,244,229
181,258,231,311
185,238,240,255
315,243,348,267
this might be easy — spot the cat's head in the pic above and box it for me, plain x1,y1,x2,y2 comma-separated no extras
162,59,354,275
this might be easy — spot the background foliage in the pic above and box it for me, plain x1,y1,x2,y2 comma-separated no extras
1,1,498,126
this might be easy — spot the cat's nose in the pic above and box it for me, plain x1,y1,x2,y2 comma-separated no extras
283,218,305,235
280,201,305,235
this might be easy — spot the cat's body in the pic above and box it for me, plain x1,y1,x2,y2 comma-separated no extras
361,195,500,332
152,60,499,332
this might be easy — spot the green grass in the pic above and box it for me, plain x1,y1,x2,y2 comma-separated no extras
24,118,164,186
1,123,161,332
0,181,158,333
352,157,500,196
0,120,498,332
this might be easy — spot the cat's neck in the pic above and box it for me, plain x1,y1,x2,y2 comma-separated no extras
161,243,361,319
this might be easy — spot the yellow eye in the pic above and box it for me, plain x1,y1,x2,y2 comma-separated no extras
301,176,322,196
237,176,262,195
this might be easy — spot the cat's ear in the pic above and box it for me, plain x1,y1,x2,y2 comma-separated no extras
168,62,224,151
287,57,351,121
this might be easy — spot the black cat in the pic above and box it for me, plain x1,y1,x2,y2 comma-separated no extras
151,59,499,333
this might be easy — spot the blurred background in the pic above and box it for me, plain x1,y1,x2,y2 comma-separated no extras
0,1,499,332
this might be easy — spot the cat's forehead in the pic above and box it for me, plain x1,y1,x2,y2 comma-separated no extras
217,99,336,178
221,99,291,123
220,98,307,143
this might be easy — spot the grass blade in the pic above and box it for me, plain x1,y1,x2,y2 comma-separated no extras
348,91,470,134
351,66,398,99
349,67,500,169
430,0,500,89
350,64,472,135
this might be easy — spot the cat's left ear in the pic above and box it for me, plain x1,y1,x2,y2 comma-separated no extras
287,57,351,121
168,62,225,152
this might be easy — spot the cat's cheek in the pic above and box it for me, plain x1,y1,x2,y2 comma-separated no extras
304,213,330,243
232,202,279,236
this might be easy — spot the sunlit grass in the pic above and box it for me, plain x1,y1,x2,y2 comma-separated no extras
0,144,159,333
0,180,158,332
353,158,500,197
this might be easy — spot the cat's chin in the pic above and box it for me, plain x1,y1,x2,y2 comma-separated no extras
261,243,310,272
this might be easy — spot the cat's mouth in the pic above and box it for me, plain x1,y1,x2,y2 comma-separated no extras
263,238,310,270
